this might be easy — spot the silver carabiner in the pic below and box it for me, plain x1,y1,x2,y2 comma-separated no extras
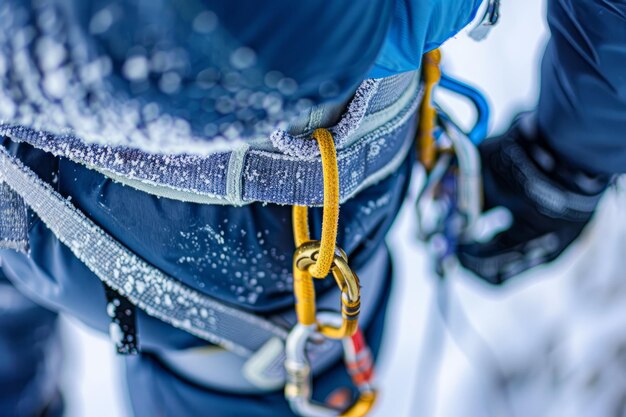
284,312,376,417
415,117,482,243
284,323,332,417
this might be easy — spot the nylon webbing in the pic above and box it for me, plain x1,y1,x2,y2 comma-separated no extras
0,145,389,390
0,73,422,207
0,182,29,252
0,146,287,357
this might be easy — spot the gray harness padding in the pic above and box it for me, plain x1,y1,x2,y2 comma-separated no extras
0,72,421,207
0,183,29,253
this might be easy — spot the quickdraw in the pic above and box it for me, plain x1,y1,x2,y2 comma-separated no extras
411,50,495,417
416,49,487,272
286,128,376,417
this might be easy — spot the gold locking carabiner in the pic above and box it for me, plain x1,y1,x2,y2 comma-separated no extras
417,48,442,172
293,241,360,339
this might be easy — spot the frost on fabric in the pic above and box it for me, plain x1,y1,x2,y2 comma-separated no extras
173,223,293,307
0,1,423,207
0,182,29,252
269,79,381,159
1,81,422,206
0,149,288,356
0,1,314,156
243,87,422,206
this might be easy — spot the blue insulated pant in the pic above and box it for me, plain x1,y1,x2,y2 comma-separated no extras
0,271,63,417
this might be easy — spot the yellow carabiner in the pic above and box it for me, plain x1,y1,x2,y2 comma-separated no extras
340,391,377,417
293,241,360,339
417,48,442,171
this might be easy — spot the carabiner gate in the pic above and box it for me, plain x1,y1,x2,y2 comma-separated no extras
285,312,376,417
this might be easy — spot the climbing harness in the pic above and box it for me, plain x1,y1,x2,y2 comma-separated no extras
0,142,389,393
285,128,376,417
0,69,417,401
0,125,382,416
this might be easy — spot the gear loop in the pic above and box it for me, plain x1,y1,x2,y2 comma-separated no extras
293,241,360,339
292,128,340,279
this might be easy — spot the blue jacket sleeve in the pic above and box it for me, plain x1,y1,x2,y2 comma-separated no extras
368,0,482,78
538,0,626,174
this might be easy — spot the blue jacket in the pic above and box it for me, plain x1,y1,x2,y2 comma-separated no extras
0,2,625,416
1,1,623,171
538,0,626,174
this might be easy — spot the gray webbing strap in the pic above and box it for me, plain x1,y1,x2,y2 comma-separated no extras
0,72,420,207
0,182,29,252
0,146,287,357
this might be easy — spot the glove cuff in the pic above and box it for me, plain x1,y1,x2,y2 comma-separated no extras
501,114,610,222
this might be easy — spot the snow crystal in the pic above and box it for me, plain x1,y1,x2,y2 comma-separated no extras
230,47,256,70
36,37,66,71
192,11,218,34
88,7,114,35
106,302,116,318
108,322,124,346
158,72,182,94
43,69,69,99
122,56,149,82
163,294,172,308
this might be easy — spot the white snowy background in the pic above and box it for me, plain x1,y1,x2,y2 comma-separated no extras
60,1,626,416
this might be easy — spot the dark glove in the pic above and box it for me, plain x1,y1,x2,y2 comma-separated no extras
457,114,611,284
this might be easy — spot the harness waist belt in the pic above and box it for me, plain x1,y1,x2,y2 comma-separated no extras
0,72,421,206
0,147,385,390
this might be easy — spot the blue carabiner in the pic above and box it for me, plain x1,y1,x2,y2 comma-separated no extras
439,73,490,145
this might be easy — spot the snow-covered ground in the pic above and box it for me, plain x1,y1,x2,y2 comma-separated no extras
61,1,626,416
